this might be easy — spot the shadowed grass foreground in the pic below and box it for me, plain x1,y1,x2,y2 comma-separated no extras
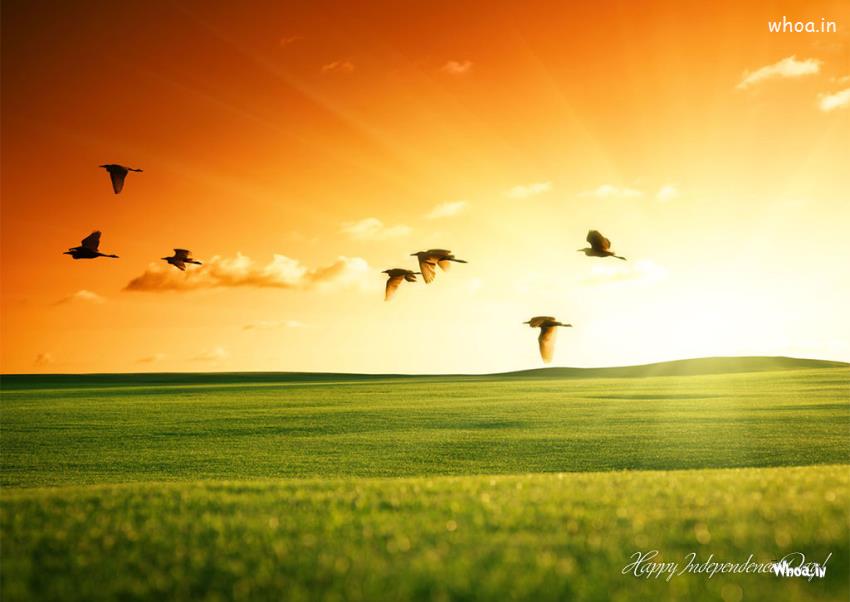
2,466,848,601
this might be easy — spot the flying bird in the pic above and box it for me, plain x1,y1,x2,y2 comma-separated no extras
578,230,626,260
382,268,420,301
99,164,143,194
410,249,468,283
64,231,119,260
524,316,572,363
162,249,202,271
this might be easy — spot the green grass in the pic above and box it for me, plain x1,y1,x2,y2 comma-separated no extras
1,358,849,600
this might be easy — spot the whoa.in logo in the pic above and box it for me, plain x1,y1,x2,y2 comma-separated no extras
770,553,831,581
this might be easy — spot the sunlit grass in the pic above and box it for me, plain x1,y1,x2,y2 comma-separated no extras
2,467,847,601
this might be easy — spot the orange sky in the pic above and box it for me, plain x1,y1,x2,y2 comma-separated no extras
2,0,849,374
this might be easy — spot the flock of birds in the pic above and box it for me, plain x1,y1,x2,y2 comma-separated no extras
67,164,629,363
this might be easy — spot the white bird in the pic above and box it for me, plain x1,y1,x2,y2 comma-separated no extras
524,316,572,363
382,268,420,301
410,249,468,283
162,249,202,271
99,164,143,194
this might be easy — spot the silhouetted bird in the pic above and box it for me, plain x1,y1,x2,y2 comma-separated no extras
64,231,119,260
410,249,468,283
162,249,202,271
524,316,572,363
382,268,420,301
578,230,626,260
99,164,142,194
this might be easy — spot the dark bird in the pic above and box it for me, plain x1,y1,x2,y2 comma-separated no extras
64,231,119,260
382,268,420,301
99,164,143,194
410,249,468,283
578,230,626,260
162,249,202,271
524,316,572,363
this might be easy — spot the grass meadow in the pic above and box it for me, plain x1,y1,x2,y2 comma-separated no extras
1,358,848,600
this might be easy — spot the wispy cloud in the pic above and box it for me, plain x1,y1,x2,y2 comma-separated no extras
279,35,303,47
441,60,473,75
341,217,411,240
506,182,552,199
425,201,468,219
656,185,679,202
243,320,305,330
321,60,355,73
192,347,229,362
136,353,166,364
34,352,54,367
737,56,821,90
818,88,850,111
578,260,667,286
124,253,369,292
580,184,644,199
54,289,106,306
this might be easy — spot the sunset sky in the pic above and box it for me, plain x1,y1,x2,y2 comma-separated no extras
2,0,849,374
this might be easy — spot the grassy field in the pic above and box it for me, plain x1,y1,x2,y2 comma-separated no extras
1,358,849,600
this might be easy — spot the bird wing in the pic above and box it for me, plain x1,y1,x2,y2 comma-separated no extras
385,275,404,301
173,249,191,259
437,259,453,271
528,316,556,328
426,249,452,255
170,259,186,271
418,258,437,283
108,170,126,194
81,231,101,251
586,230,610,251
538,326,557,363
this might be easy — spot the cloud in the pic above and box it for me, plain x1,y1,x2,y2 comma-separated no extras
124,253,369,292
243,320,305,330
341,217,411,240
441,60,473,75
656,185,679,202
425,201,468,219
34,352,54,367
737,56,821,90
54,289,106,306
506,182,552,199
818,88,850,112
192,347,229,362
136,353,166,364
321,60,355,73
578,260,667,286
580,184,644,199
279,35,303,47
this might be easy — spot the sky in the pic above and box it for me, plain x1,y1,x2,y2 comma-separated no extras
2,0,849,374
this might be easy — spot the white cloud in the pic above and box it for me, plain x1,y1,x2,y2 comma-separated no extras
425,201,468,219
441,60,473,75
341,217,411,240
818,88,850,112
321,60,355,73
192,347,229,362
243,320,305,330
125,253,369,292
656,185,679,202
578,260,668,286
54,289,106,305
737,56,821,90
506,182,552,199
580,184,644,199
